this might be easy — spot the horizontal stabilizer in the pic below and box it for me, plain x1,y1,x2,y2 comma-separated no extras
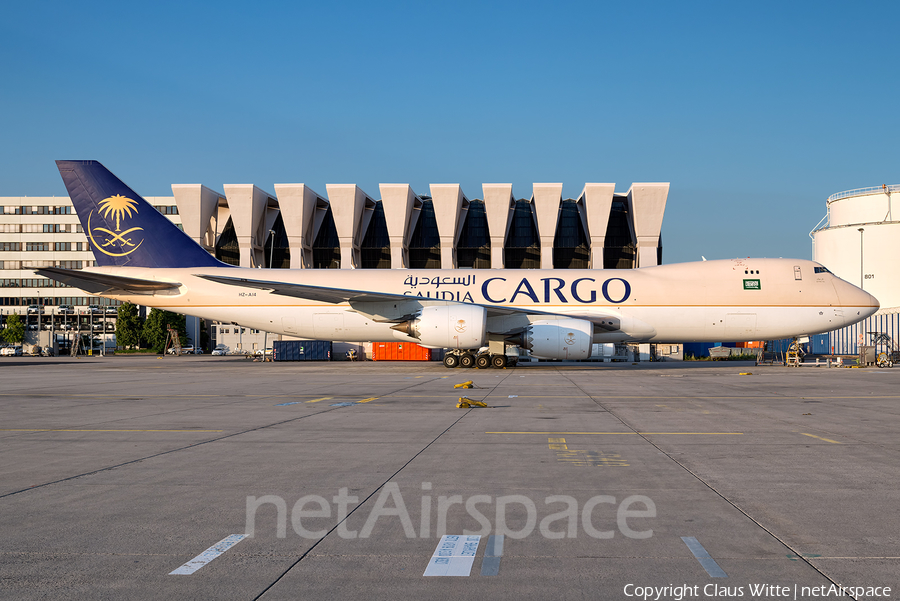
36,267,181,295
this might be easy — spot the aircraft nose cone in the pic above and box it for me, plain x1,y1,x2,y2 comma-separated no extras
865,290,880,316
837,279,879,318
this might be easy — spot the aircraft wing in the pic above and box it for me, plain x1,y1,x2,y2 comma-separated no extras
198,274,412,304
197,274,586,321
36,267,182,294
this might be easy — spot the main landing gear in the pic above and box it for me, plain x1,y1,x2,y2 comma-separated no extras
442,350,516,369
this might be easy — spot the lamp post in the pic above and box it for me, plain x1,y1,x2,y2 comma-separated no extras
858,228,864,289
264,229,276,362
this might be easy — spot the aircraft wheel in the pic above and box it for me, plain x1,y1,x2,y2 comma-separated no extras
443,353,460,368
491,354,508,368
475,354,491,369
459,353,476,368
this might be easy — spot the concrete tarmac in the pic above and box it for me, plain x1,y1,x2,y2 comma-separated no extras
0,356,897,600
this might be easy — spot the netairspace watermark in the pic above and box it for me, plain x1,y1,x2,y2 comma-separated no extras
624,583,892,600
245,482,656,540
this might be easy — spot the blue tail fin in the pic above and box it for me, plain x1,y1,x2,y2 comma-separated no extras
56,160,227,268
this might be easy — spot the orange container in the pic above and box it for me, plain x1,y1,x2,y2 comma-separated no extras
736,341,764,348
372,342,432,361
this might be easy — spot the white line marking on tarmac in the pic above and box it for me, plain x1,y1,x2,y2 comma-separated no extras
423,535,481,576
169,534,246,575
681,536,727,578
480,534,504,576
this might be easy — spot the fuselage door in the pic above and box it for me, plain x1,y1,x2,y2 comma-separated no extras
282,317,299,335
794,266,802,280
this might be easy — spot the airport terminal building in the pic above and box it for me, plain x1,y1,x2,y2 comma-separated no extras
0,180,669,354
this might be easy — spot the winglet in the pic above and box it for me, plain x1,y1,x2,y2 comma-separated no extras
55,160,226,268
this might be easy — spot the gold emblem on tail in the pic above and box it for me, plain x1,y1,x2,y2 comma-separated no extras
88,195,145,257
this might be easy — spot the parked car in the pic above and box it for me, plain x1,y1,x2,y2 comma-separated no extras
104,306,118,315
58,305,75,315
211,345,227,356
166,345,197,355
27,304,42,315
1,346,23,356
88,305,102,314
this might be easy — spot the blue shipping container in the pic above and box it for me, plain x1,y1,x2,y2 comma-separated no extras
810,334,829,354
274,340,332,361
683,342,710,358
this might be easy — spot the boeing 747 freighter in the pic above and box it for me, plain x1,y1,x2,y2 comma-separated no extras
39,161,879,367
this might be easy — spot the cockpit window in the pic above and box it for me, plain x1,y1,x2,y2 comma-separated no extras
814,266,831,274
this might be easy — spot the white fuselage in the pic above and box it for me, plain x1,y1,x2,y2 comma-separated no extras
88,258,878,346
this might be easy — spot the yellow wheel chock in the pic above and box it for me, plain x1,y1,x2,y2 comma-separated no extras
457,396,488,408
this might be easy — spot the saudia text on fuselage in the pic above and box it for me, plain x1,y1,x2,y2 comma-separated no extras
401,274,632,305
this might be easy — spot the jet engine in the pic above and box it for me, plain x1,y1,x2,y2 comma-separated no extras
390,305,487,349
510,318,593,360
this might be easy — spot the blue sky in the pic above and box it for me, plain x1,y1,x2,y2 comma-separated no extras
2,1,898,264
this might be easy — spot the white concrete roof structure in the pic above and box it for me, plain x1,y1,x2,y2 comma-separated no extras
378,184,422,269
171,185,224,252
532,183,563,269
580,184,616,269
149,180,672,273
482,184,516,269
325,184,376,269
429,184,469,269
273,184,328,269
222,184,277,268
159,180,671,272
627,183,669,267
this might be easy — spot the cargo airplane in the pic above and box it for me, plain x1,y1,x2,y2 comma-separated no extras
39,161,879,367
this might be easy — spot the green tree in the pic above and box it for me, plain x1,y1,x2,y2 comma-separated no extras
115,302,145,349
1,313,26,344
142,309,189,353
